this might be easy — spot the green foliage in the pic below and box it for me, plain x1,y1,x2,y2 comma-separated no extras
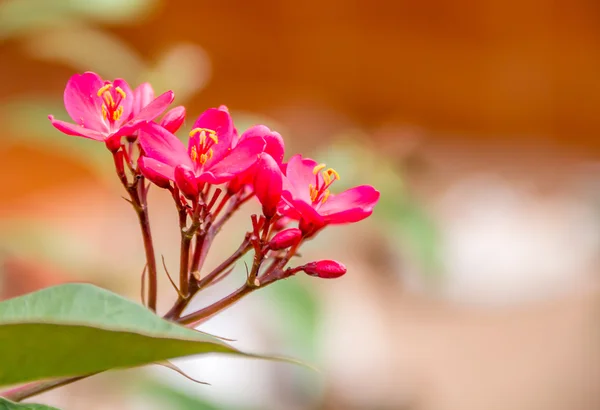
0,283,258,387
0,398,59,410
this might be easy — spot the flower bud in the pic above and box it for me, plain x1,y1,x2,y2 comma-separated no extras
160,106,186,134
174,164,198,199
268,228,302,250
138,156,171,189
105,134,122,152
254,153,282,217
301,260,347,279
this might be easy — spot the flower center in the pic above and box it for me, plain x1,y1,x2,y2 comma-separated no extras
309,163,340,204
97,83,127,125
189,128,219,167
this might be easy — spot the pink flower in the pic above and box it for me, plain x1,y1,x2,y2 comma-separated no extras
253,153,283,217
138,107,265,196
48,72,174,146
227,125,285,193
281,154,380,232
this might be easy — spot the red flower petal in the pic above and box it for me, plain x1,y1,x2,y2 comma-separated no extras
63,72,108,133
319,185,380,224
133,91,175,123
132,82,155,117
239,125,285,164
284,154,319,203
207,136,265,177
138,122,192,169
48,116,105,141
138,156,175,184
160,106,186,133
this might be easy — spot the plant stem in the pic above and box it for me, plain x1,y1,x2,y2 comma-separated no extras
113,151,158,312
132,180,158,312
177,284,255,327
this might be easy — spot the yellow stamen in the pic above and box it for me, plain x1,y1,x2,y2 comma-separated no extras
199,130,206,145
112,106,124,121
115,86,126,99
104,92,115,107
313,163,326,175
321,190,330,203
189,128,218,145
101,105,108,120
323,172,331,186
207,148,214,160
310,185,319,202
199,153,208,164
208,133,218,144
97,83,112,97
190,146,198,162
326,168,340,181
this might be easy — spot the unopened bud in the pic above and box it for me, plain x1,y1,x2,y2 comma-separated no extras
138,157,171,189
174,164,198,199
268,228,302,250
301,260,347,279
254,153,282,217
105,134,122,152
160,106,186,134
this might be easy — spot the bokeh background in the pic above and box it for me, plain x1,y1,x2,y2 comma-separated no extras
2,0,600,409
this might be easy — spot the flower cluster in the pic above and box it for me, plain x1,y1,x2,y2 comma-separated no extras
49,72,380,322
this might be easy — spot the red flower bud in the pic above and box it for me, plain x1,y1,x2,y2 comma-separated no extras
268,228,302,250
138,156,171,189
160,106,186,134
254,153,282,217
105,134,122,152
174,164,198,199
301,260,347,279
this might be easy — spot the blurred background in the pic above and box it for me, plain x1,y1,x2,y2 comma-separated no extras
2,0,600,409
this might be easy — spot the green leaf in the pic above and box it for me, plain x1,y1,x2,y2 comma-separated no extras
0,284,258,387
0,398,60,410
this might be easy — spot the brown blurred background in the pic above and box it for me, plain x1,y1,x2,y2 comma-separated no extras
2,0,600,409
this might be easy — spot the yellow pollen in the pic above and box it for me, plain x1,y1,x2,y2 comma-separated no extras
115,86,126,99
199,153,208,164
208,133,218,144
97,84,112,96
310,185,319,202
323,172,331,185
207,148,214,160
199,131,207,145
321,189,330,203
190,146,198,162
104,92,115,107
313,163,326,175
102,105,108,120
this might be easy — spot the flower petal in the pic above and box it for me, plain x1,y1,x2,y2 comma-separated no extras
63,72,108,132
284,154,318,203
111,119,147,138
139,156,175,182
132,82,155,117
160,106,186,133
49,116,105,141
319,185,380,224
138,122,193,169
133,91,175,123
208,135,265,177
191,108,234,167
239,125,285,164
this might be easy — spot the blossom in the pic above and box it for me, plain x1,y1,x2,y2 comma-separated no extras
138,107,265,196
49,72,174,146
281,154,380,233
